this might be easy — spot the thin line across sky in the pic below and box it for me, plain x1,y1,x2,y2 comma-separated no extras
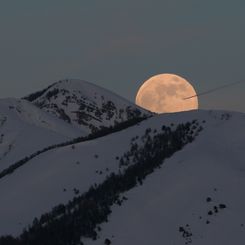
183,80,245,100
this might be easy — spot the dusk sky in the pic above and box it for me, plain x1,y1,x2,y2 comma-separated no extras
0,0,244,112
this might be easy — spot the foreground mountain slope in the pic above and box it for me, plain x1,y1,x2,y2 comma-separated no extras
86,111,245,245
0,98,84,171
0,110,204,236
24,79,150,134
0,109,243,245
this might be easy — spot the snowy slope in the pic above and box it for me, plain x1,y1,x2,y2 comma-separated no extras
86,111,245,245
24,79,150,134
0,109,244,245
0,98,84,171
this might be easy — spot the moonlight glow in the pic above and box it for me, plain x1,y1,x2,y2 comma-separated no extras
136,74,199,113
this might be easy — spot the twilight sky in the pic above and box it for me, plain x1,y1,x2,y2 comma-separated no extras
0,0,244,112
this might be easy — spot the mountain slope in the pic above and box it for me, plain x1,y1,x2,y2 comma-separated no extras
0,110,244,245
0,110,203,236
0,98,84,171
86,111,245,245
24,79,150,134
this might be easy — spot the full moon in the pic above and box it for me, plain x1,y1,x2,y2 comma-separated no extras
135,74,198,114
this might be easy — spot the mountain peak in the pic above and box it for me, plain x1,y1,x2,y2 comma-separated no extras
24,79,150,134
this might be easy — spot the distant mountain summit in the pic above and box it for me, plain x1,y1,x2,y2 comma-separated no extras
24,79,150,134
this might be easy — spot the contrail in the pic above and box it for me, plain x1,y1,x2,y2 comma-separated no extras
183,80,245,100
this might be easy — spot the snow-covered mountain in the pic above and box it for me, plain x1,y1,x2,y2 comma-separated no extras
24,79,150,134
0,108,244,245
0,98,84,171
0,79,148,172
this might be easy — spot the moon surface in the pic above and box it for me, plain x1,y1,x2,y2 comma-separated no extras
136,74,198,114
